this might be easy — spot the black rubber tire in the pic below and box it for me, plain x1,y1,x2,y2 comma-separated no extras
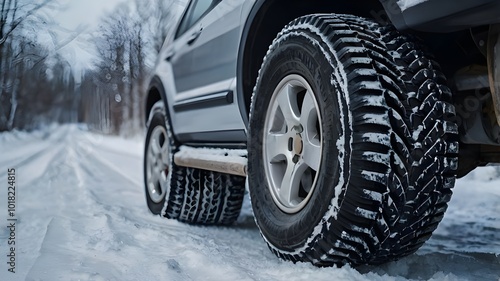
177,169,245,225
144,101,186,215
247,14,458,266
144,101,245,225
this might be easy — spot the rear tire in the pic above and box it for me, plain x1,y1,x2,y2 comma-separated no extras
144,101,245,225
144,101,185,215
247,14,458,266
177,169,245,225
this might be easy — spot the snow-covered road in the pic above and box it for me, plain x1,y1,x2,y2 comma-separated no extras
0,125,499,281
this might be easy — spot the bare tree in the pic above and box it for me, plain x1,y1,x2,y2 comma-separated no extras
78,0,180,136
0,0,54,46
0,0,62,131
140,0,178,54
85,1,162,135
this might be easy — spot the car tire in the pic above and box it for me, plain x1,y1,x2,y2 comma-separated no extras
144,101,186,216
144,101,245,225
247,14,458,266
177,168,245,225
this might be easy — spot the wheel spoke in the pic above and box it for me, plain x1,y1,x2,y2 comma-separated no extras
151,137,161,156
300,91,321,171
148,148,156,165
158,170,168,198
276,84,300,127
149,168,159,189
300,91,317,126
303,138,321,171
160,138,170,165
279,160,307,206
266,132,290,161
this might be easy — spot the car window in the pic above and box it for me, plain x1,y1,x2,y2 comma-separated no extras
175,0,221,39
175,1,194,39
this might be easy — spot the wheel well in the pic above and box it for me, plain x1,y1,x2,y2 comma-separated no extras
145,86,162,126
239,0,488,120
239,0,385,118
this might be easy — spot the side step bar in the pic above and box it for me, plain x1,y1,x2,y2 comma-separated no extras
173,146,248,177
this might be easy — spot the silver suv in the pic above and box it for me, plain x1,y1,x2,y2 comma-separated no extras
143,0,500,266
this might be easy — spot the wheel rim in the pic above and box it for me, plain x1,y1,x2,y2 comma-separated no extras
146,125,170,203
263,74,323,214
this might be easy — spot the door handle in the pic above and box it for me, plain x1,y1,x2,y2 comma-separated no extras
187,28,203,45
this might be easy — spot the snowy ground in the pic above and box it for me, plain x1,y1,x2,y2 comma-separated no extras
0,125,499,281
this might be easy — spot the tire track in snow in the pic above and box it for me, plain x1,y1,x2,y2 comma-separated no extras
24,133,148,280
79,140,143,188
0,140,54,168
0,127,97,281
24,133,229,280
0,125,74,185
0,142,66,186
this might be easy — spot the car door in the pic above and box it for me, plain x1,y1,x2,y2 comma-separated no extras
168,0,247,143
169,0,216,94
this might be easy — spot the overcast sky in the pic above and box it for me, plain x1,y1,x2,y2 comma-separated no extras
54,0,126,30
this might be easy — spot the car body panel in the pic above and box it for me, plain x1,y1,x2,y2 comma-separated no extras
382,0,500,32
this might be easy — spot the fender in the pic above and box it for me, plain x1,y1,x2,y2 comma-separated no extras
236,0,267,127
145,76,167,125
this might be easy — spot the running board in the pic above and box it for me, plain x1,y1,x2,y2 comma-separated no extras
173,146,248,177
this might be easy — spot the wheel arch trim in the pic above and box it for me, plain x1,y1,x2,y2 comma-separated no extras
236,0,267,128
145,75,180,142
146,76,167,125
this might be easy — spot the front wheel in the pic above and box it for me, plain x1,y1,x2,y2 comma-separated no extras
247,14,458,266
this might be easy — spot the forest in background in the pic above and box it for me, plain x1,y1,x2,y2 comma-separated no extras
0,0,179,136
